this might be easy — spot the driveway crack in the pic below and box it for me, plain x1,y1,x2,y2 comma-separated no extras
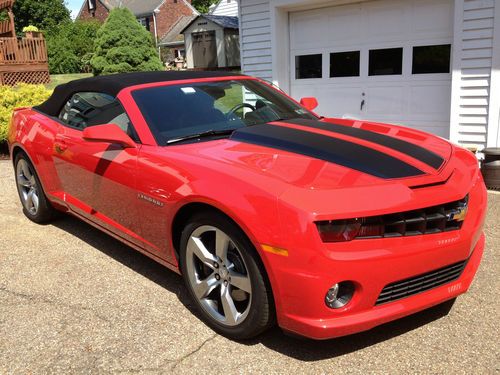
0,285,111,323
171,334,217,370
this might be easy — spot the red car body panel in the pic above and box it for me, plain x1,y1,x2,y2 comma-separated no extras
8,75,487,339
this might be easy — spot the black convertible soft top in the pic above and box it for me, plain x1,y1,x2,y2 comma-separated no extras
35,71,244,117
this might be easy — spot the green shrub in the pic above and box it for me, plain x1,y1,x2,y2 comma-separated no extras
0,84,52,142
46,20,101,74
91,8,163,75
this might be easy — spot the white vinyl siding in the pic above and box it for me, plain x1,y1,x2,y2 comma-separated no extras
239,0,272,81
450,0,496,147
211,0,239,16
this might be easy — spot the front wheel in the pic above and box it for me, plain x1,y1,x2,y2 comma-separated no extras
14,153,56,223
180,211,274,340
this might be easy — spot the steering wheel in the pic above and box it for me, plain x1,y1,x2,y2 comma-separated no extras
227,103,256,117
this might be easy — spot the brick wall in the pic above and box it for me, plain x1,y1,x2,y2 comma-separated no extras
78,0,109,22
77,0,196,44
155,0,195,40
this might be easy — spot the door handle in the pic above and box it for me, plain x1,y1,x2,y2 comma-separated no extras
360,99,365,111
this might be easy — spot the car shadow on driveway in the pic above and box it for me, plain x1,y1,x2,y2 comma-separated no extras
53,215,456,362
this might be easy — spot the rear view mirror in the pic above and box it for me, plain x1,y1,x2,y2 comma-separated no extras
82,124,136,148
300,97,319,111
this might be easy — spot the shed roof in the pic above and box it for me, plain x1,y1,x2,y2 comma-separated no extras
181,15,239,33
158,15,197,46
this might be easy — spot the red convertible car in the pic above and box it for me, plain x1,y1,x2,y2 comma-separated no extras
8,71,487,340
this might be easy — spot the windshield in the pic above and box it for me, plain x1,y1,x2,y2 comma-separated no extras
131,79,317,145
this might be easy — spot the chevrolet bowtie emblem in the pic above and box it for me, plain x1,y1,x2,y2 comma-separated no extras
451,206,468,222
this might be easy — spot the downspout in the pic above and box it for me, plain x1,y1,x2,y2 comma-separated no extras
153,9,160,58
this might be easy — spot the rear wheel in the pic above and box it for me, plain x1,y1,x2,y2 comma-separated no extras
180,211,274,339
14,153,56,223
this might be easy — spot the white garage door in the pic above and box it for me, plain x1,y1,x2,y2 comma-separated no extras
290,0,453,137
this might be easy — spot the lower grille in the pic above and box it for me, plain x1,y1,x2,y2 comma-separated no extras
376,260,467,305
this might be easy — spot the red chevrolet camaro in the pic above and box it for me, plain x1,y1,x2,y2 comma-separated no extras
8,71,487,340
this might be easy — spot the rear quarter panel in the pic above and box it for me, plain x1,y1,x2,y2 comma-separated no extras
8,108,62,197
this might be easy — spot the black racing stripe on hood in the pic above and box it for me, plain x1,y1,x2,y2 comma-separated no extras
285,118,444,170
231,124,425,179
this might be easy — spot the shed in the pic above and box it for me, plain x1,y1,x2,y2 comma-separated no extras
182,15,240,69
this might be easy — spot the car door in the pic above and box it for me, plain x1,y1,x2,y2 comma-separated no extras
53,92,144,247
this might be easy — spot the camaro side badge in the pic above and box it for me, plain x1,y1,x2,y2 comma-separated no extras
137,193,164,207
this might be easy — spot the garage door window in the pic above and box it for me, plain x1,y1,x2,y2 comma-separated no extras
330,51,360,78
368,48,403,76
295,54,322,79
412,44,451,74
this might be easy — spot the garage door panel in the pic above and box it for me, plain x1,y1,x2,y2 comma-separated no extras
412,0,453,38
292,85,363,117
366,1,407,41
290,0,452,136
365,86,405,116
317,86,363,117
290,13,329,50
326,5,363,45
409,84,451,119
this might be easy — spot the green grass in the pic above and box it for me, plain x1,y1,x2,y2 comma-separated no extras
46,73,93,90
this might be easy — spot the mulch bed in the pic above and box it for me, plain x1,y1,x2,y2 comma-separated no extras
0,142,10,160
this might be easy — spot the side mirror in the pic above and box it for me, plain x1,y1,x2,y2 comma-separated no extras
300,97,319,111
82,124,136,148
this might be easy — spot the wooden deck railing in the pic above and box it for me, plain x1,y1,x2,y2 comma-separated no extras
0,0,15,9
0,37,48,64
0,20,11,35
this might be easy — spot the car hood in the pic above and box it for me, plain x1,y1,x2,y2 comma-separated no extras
160,118,476,216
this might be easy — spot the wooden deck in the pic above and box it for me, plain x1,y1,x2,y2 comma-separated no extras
0,37,50,85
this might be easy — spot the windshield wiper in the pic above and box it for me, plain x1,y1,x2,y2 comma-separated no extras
167,129,236,145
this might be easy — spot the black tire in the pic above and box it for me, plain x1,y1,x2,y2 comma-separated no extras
14,152,56,224
179,210,275,340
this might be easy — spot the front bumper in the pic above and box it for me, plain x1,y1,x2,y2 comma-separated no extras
264,175,487,340
282,234,484,340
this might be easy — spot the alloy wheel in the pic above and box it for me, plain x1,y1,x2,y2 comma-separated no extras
185,225,252,326
16,159,40,215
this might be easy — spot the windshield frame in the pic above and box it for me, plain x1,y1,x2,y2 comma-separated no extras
120,76,320,147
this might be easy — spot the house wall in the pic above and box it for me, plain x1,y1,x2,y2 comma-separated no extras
239,0,500,148
450,0,499,148
211,0,239,16
239,0,272,81
77,0,109,22
156,0,198,41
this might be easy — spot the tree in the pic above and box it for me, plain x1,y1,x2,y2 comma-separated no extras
46,20,101,74
90,8,163,75
12,0,71,33
191,0,219,14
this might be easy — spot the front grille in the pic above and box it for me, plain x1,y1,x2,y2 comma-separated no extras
376,260,467,305
357,195,468,239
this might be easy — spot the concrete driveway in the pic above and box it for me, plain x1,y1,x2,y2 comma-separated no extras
0,159,498,374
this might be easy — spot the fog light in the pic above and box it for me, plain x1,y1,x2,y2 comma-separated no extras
325,281,355,309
